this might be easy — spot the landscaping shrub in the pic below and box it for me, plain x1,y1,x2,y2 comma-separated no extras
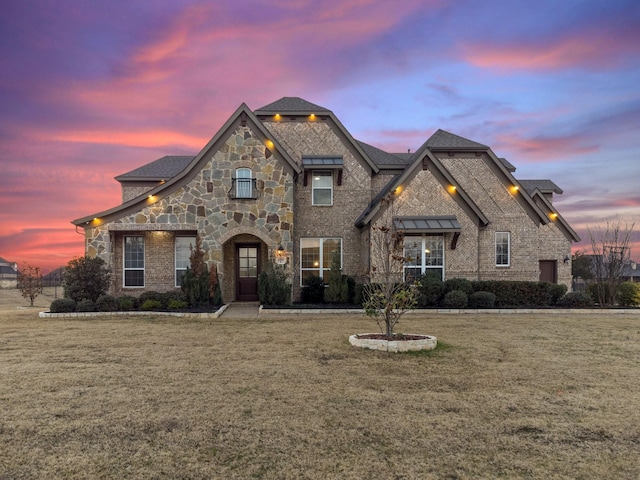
324,256,349,304
301,275,325,304
415,273,444,307
617,282,640,307
587,282,613,306
76,299,96,312
469,291,496,308
63,256,111,303
138,291,166,308
443,289,468,308
548,283,568,306
470,280,558,307
140,299,163,311
258,261,291,306
95,294,119,312
167,299,189,310
444,278,473,295
354,283,366,306
49,298,76,313
164,290,187,306
117,295,137,311
557,291,594,308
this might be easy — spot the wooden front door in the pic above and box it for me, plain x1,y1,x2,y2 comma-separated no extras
236,245,259,301
539,260,557,283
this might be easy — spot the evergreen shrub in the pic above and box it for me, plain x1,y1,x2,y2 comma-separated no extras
49,298,76,313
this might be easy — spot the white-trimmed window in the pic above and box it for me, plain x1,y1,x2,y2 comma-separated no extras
300,238,341,285
235,168,254,199
312,171,333,205
403,235,444,281
496,232,510,267
124,236,144,287
175,236,195,287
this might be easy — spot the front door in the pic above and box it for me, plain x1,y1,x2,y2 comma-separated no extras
236,245,259,301
539,260,557,283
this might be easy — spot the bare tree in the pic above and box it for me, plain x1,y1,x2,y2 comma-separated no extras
363,195,418,337
17,262,43,307
588,219,635,306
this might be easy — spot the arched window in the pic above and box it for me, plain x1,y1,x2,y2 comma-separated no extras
234,168,254,199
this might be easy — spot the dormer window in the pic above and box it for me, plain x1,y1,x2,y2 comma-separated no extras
302,156,343,206
230,168,258,199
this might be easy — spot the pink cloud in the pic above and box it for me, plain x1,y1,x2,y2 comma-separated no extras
462,24,640,71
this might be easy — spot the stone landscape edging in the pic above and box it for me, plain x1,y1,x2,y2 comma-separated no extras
39,304,228,319
259,306,640,315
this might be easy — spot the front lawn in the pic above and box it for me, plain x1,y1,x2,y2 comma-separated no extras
1,310,639,479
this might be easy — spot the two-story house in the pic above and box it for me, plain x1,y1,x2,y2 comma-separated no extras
72,97,579,303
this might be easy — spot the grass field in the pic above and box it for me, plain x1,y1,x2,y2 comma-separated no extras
1,288,639,479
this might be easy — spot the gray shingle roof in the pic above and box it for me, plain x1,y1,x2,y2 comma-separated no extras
424,129,489,150
394,216,462,232
357,141,412,167
255,97,331,114
519,179,563,195
115,155,194,182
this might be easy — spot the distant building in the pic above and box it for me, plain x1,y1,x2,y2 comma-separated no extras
0,257,18,289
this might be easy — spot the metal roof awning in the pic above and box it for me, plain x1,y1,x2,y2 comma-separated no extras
302,156,344,168
394,216,462,233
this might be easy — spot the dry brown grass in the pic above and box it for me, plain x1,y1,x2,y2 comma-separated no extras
1,288,639,479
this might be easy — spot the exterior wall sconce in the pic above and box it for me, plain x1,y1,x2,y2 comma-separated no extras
563,255,570,264
276,245,287,265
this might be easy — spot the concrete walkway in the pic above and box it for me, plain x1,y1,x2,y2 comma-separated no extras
219,302,260,319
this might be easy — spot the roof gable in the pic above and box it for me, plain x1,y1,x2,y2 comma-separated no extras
424,129,489,150
115,155,194,182
73,103,300,226
255,97,331,114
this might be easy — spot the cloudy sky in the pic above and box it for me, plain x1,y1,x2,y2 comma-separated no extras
1,0,639,272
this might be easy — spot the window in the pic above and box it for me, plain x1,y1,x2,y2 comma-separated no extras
124,236,144,287
230,168,257,199
312,171,333,205
175,236,195,287
496,232,510,266
300,238,341,285
403,235,444,281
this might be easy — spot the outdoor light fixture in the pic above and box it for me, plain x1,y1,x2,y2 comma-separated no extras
274,114,281,121
275,245,287,265
563,255,570,264
309,114,316,120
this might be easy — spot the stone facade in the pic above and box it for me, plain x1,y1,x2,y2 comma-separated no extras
74,98,578,302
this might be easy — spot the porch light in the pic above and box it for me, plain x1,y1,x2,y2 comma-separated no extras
276,245,287,265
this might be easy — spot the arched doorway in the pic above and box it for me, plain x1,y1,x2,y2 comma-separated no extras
222,234,269,302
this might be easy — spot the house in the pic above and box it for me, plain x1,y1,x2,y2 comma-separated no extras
72,97,580,303
0,257,18,289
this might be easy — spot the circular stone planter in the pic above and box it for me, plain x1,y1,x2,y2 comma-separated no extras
349,333,437,353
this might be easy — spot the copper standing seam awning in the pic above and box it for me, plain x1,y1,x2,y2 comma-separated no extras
393,216,462,249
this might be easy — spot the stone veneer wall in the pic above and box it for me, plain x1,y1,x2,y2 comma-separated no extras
84,125,295,302
263,119,373,299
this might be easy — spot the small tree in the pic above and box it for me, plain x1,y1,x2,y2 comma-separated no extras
17,262,43,307
63,256,111,302
181,234,211,306
571,250,593,282
362,195,418,337
588,220,635,306
324,254,349,304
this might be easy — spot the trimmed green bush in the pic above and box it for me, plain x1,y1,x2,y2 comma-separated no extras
617,282,640,307
167,299,189,310
415,273,444,307
140,299,163,311
138,291,165,308
444,278,473,295
469,291,496,308
63,256,111,303
117,295,137,311
301,275,325,304
557,292,594,308
76,299,96,312
257,261,291,306
95,294,119,312
324,255,349,304
49,298,76,313
548,283,568,306
443,289,468,308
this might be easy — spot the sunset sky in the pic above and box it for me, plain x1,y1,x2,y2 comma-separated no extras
1,0,639,272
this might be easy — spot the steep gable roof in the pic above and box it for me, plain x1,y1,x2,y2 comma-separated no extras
424,129,489,150
528,188,580,242
115,155,194,182
73,103,299,226
256,97,331,114
519,179,563,195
